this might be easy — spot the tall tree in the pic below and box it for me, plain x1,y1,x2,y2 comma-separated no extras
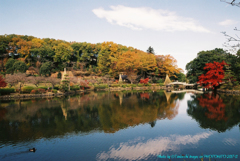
156,54,182,78
53,42,73,63
146,46,155,54
116,51,142,84
98,41,120,76
0,35,10,72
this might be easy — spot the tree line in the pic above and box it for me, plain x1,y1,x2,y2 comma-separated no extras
0,34,184,83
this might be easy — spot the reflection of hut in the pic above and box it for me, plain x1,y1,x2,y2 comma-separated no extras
119,92,123,105
61,107,68,120
164,90,172,102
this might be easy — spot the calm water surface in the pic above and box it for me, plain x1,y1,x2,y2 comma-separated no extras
0,90,240,161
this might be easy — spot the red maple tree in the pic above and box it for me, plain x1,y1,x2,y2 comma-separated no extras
197,61,226,89
0,75,7,87
140,78,149,84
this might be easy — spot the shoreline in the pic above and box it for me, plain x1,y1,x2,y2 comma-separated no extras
0,86,167,100
3,86,239,100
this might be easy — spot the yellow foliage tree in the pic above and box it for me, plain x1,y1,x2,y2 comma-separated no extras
116,51,142,84
155,54,183,77
16,39,32,59
138,50,156,73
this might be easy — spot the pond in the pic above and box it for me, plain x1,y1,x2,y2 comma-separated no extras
0,90,240,161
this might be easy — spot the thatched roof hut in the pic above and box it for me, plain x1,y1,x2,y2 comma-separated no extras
164,74,172,85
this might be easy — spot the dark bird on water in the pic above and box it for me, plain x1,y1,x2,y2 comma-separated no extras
29,148,36,152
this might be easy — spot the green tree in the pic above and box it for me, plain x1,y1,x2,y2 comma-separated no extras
0,35,10,71
97,42,120,76
186,48,231,83
5,58,16,74
40,62,52,76
53,43,73,63
13,61,28,73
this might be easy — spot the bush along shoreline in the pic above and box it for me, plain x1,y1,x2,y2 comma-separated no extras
0,84,167,100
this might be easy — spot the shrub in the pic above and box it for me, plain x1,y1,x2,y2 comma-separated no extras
59,83,69,92
159,83,164,86
94,84,108,89
38,88,46,93
157,79,164,83
0,88,15,95
51,89,57,93
70,85,80,91
57,72,62,79
140,78,149,84
131,84,137,87
111,84,121,87
22,86,35,93
38,86,48,90
30,89,38,94
138,83,143,87
54,86,59,90
122,85,126,88
144,83,151,86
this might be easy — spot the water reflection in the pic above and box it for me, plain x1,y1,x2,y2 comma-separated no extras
96,132,213,161
187,93,240,132
0,91,183,144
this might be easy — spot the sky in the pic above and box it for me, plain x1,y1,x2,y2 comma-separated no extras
0,0,239,73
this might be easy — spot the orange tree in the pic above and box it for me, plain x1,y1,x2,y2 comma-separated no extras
116,51,141,84
155,54,183,78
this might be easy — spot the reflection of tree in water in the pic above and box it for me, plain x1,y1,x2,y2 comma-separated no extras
0,91,183,143
198,94,227,121
187,93,240,132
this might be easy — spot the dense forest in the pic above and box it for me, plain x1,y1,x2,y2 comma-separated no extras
0,34,184,83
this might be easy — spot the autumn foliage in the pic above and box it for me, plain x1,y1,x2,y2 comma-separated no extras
139,78,149,84
0,75,7,87
198,94,228,121
155,55,183,77
198,61,226,89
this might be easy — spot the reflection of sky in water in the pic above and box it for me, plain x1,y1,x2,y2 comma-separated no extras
177,94,191,115
97,132,213,160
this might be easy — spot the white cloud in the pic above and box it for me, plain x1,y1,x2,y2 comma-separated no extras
219,19,238,26
92,5,210,33
96,132,213,160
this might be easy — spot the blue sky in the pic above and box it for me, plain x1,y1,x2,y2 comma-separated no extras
0,0,239,72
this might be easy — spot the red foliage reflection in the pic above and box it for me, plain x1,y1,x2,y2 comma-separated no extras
140,93,149,99
198,94,227,121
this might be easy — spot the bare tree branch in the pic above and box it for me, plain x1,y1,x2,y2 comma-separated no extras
220,0,240,7
221,27,240,53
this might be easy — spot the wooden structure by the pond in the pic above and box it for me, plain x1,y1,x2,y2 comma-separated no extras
170,82,197,89
163,74,197,89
